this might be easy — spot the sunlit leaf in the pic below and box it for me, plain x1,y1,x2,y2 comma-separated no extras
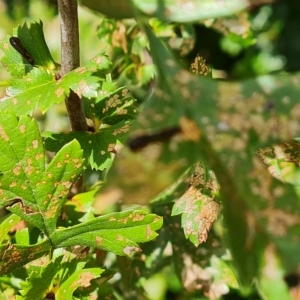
19,256,64,300
0,214,21,243
44,85,137,171
0,21,58,77
56,268,103,300
0,113,84,234
50,210,163,256
0,52,112,115
44,120,132,171
0,239,51,275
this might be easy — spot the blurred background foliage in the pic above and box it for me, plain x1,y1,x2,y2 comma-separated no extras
2,0,300,95
1,0,300,299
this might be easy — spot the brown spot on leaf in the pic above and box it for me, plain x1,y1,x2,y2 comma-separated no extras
132,213,144,221
116,107,127,115
179,117,201,142
116,235,124,241
19,124,25,133
76,80,90,98
12,165,21,175
122,88,129,96
94,56,103,64
61,181,72,189
75,66,87,74
113,124,130,136
55,87,64,98
72,272,95,288
35,153,43,160
108,143,115,152
25,165,34,175
96,236,103,245
0,126,9,141
123,245,141,256
146,225,153,239
32,140,38,149
262,208,300,236
191,54,211,77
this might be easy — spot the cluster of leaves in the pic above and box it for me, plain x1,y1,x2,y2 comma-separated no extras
1,0,300,299
89,0,300,299
0,21,162,299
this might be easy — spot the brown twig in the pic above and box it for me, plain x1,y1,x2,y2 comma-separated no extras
57,0,88,131
57,0,86,194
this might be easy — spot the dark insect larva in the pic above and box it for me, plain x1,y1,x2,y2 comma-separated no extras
9,37,34,66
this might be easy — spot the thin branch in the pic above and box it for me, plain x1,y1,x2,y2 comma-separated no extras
57,0,86,194
57,0,87,131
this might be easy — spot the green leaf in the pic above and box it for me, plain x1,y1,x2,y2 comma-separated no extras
0,21,58,77
0,213,21,243
0,113,84,234
0,239,52,275
56,268,104,300
0,52,112,115
59,189,98,226
50,210,163,256
15,228,30,245
44,83,137,171
44,120,132,171
19,256,64,300
84,86,138,126
81,0,259,22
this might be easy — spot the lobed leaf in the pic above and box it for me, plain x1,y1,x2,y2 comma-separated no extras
0,52,112,116
0,112,85,234
19,256,64,300
0,239,52,275
50,210,163,256
172,163,220,246
56,268,104,300
44,120,132,171
0,21,57,77
44,81,137,171
84,86,138,126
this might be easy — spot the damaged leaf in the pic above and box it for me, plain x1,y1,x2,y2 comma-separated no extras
50,210,163,256
172,163,220,246
0,112,84,234
0,239,51,275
